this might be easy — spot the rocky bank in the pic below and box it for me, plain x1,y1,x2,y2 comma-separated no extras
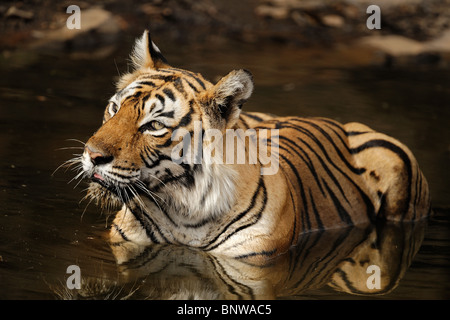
0,0,449,66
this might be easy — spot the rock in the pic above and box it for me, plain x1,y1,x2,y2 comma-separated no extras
321,14,345,28
255,5,290,20
357,30,450,66
359,35,425,56
425,29,450,53
360,29,450,57
29,7,122,56
5,6,34,20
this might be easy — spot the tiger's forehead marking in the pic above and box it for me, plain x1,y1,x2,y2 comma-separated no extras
117,67,205,105
135,67,208,92
107,67,209,127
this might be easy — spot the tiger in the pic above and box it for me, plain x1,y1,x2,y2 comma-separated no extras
78,30,431,260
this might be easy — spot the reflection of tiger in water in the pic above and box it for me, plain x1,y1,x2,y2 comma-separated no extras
78,30,430,259
52,219,427,299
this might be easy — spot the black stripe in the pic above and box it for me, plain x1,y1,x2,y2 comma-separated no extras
137,94,150,119
239,117,250,130
350,139,413,220
277,158,302,236
183,78,199,93
322,179,354,225
140,153,152,168
316,118,347,134
280,122,375,221
291,119,366,175
136,103,141,119
309,189,324,231
130,90,143,100
141,194,179,227
121,91,143,106
241,112,264,122
333,264,396,295
287,186,298,245
297,136,351,206
173,78,187,98
138,81,156,87
206,180,268,252
150,162,197,193
163,88,176,101
146,74,178,82
299,226,355,289
155,93,165,105
108,171,137,180
141,93,151,107
323,122,355,154
192,75,206,90
182,69,206,90
113,165,138,172
141,153,172,169
347,131,370,136
234,248,277,260
201,176,265,250
157,69,174,74
144,146,155,162
157,111,174,119
112,223,129,241
127,206,161,243
178,71,206,90
208,255,254,299
183,215,215,228
173,102,193,130
290,232,327,289
155,136,173,148
278,153,310,231
278,136,326,197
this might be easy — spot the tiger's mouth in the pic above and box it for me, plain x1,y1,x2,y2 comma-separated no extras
87,175,131,210
90,172,113,190
90,171,114,188
89,169,136,190
87,168,153,210
86,169,127,203
93,172,105,181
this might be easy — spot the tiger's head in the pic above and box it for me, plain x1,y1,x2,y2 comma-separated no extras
81,30,254,221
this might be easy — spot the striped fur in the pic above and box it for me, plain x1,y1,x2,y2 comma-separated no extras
80,30,431,260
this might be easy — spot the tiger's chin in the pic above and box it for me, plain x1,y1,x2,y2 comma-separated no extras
86,182,123,211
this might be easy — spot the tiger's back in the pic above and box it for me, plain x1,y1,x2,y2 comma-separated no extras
236,112,430,250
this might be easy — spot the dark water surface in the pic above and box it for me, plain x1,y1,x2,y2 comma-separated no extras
0,42,449,299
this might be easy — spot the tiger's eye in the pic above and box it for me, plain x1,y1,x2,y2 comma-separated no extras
151,121,165,130
110,102,118,114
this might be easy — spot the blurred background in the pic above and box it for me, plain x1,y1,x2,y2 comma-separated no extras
0,0,449,299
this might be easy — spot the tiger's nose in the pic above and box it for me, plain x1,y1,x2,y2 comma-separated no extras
85,146,113,166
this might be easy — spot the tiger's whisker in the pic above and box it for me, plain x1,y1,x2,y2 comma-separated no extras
52,157,82,176
55,146,85,151
65,138,86,146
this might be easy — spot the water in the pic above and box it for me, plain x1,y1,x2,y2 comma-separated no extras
0,41,449,299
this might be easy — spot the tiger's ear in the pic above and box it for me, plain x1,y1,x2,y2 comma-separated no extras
200,69,253,130
130,30,169,70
